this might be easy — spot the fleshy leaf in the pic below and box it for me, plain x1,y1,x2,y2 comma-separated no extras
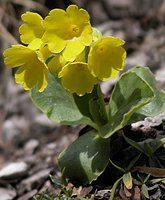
100,70,154,138
128,66,165,123
123,134,148,155
58,130,110,184
109,177,122,200
142,184,149,199
73,84,108,127
123,172,133,190
31,73,97,128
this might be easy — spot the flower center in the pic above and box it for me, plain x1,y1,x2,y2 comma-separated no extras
70,24,80,37
98,45,107,54
76,63,82,69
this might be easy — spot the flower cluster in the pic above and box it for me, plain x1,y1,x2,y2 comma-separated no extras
3,5,126,96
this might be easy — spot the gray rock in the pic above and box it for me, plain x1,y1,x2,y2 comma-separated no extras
158,1,165,22
30,114,58,135
0,187,16,200
18,168,51,195
87,1,108,24
34,114,58,128
95,189,111,199
24,139,39,155
125,52,147,70
42,142,57,157
2,116,30,146
156,67,165,88
39,180,60,194
132,111,165,129
96,21,126,37
0,162,28,180
17,189,37,200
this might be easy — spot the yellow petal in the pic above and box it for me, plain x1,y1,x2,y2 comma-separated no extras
66,5,90,26
66,5,92,43
37,65,48,92
4,44,48,92
19,12,45,44
88,36,126,80
80,25,93,46
31,51,48,92
28,38,43,50
43,5,93,54
3,45,33,68
75,49,86,63
15,59,48,92
59,62,97,96
42,31,67,53
15,66,25,85
102,36,125,47
106,46,126,71
101,68,119,81
63,40,85,61
44,9,71,40
66,5,80,19
47,55,64,74
39,46,51,62
15,66,36,90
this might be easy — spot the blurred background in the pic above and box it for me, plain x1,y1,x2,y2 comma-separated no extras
0,0,165,199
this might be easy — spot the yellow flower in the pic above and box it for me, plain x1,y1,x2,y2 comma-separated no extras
19,12,45,45
42,5,93,61
88,36,127,81
3,45,48,92
47,46,88,76
58,62,97,96
47,55,67,75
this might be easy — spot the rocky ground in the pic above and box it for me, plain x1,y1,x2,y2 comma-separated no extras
0,0,165,199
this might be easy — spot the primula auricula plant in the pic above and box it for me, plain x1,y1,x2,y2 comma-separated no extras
3,5,165,184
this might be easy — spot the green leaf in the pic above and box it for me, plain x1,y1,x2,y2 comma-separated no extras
142,184,149,199
129,66,165,123
127,153,141,170
133,179,142,186
123,134,149,156
109,158,125,173
143,174,150,183
73,84,108,127
58,130,110,184
89,85,108,126
155,150,165,161
109,177,122,200
100,71,154,138
152,137,165,152
31,73,96,128
123,172,133,190
150,178,163,184
149,157,164,168
144,143,153,156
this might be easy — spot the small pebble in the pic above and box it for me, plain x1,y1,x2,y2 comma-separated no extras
24,139,39,155
0,187,16,200
0,162,28,180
